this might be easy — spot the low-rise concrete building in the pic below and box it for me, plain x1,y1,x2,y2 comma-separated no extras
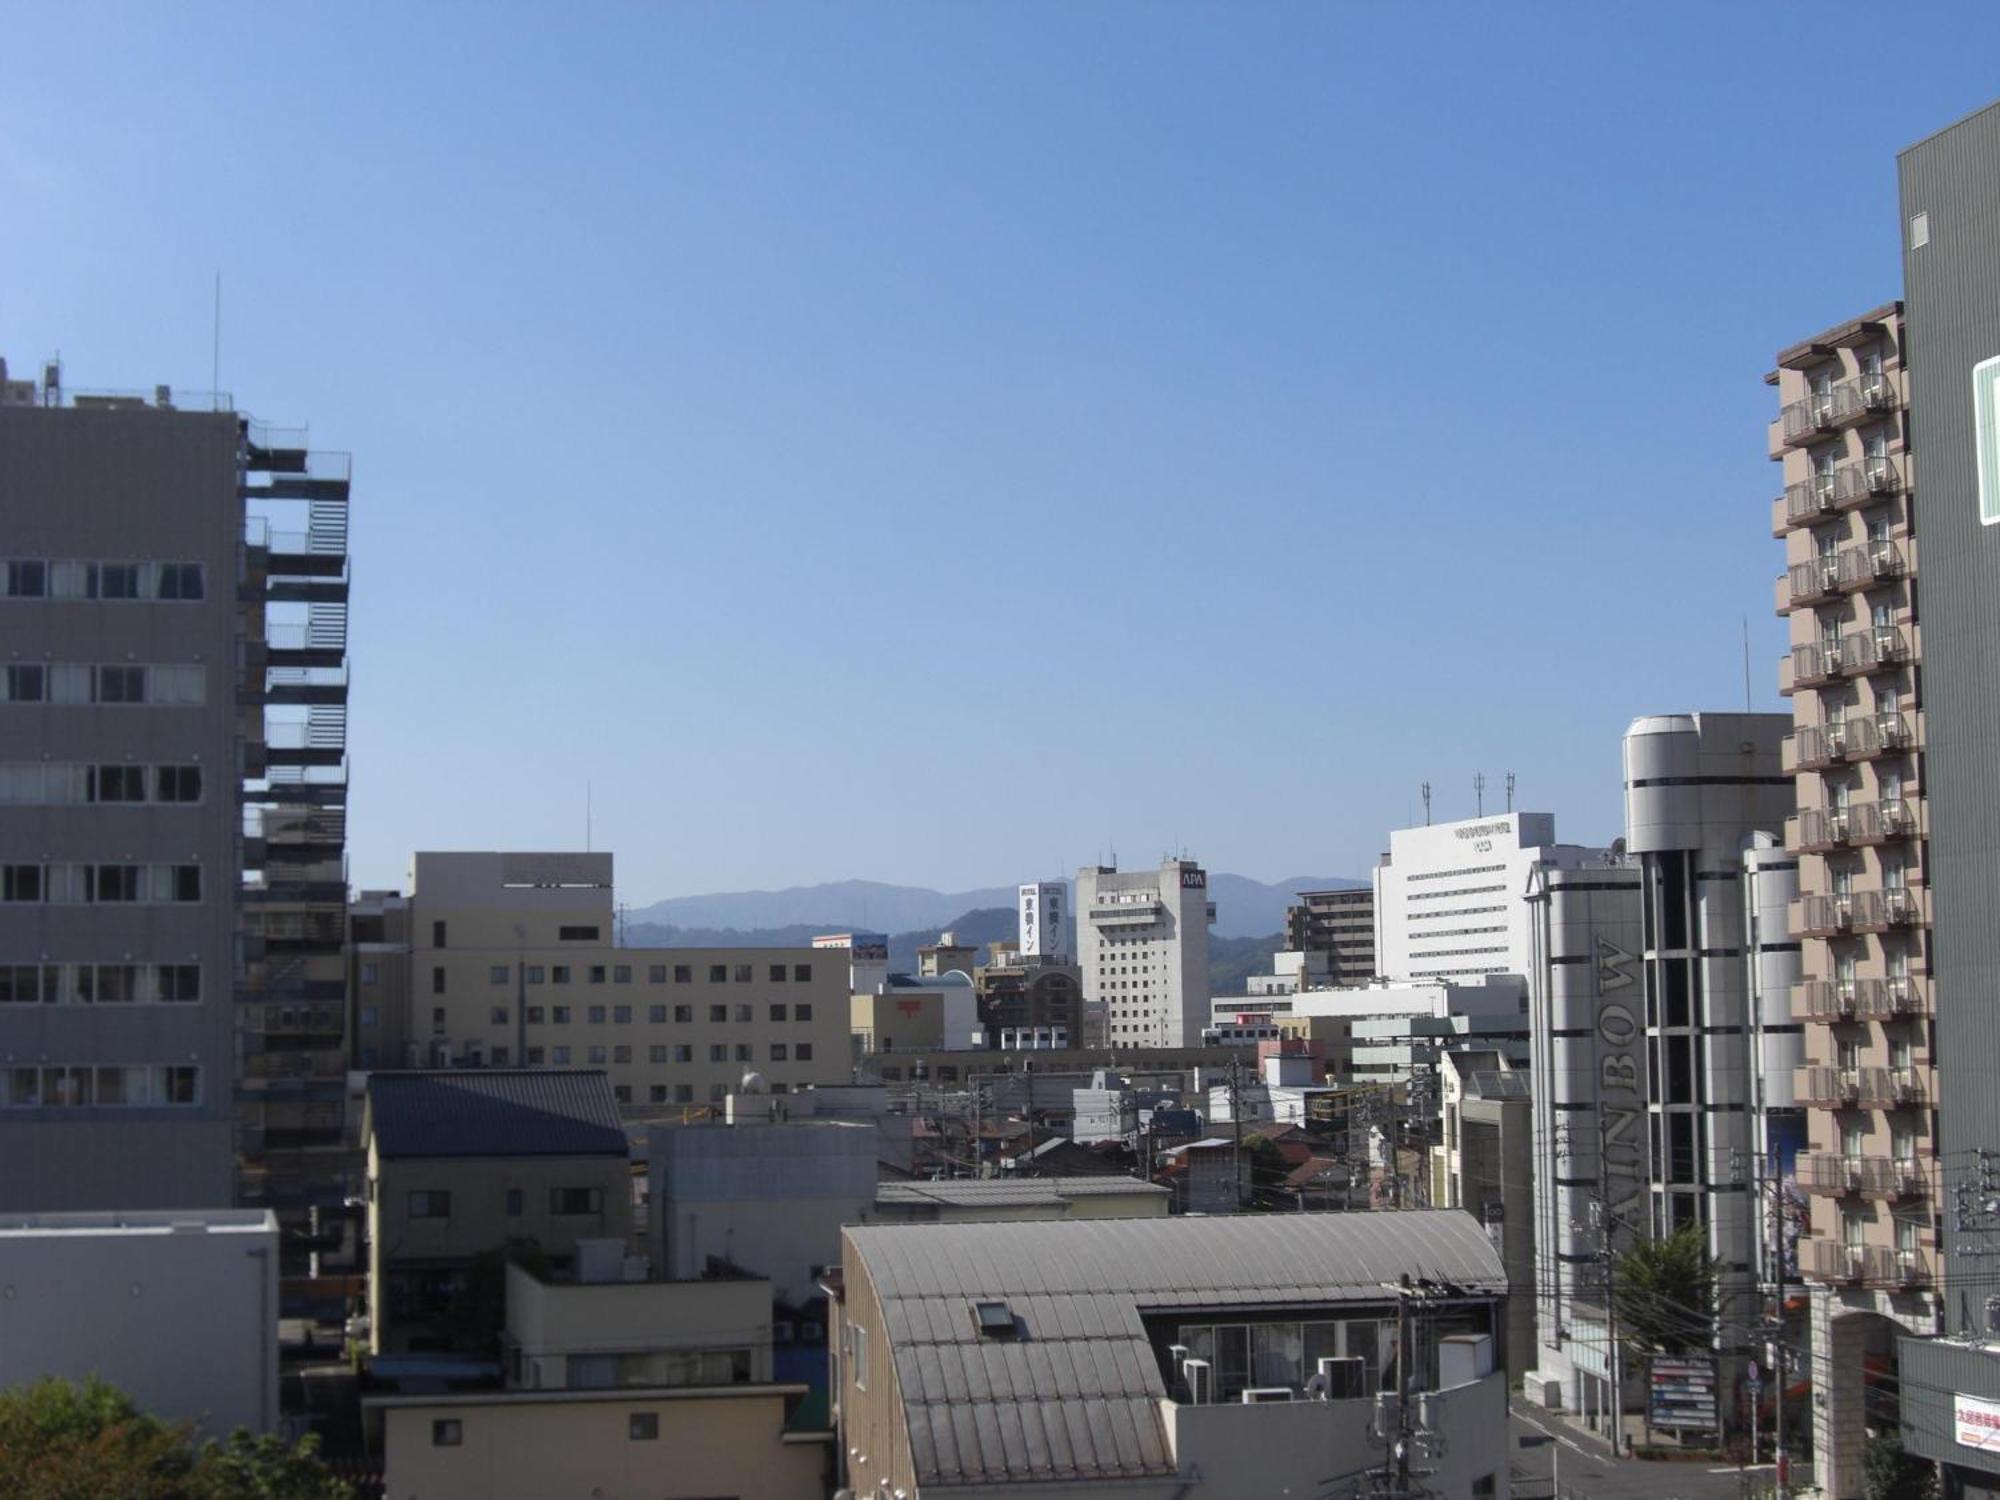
0,1209,279,1438
829,1212,1513,1499
365,1069,634,1353
373,1254,826,1500
852,971,980,1056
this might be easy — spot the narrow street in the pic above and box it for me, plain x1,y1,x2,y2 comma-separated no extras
1509,1408,1785,1500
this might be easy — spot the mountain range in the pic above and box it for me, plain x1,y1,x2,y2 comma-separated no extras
623,873,1363,942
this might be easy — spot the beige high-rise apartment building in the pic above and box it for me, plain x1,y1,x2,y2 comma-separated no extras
360,853,850,1108
1769,303,1938,1496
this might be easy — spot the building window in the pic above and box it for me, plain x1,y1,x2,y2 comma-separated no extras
733,964,752,983
93,765,144,802
647,1004,666,1023
490,1046,510,1066
649,1045,668,1063
489,1006,508,1026
674,965,692,983
649,1085,668,1103
708,965,727,983
709,1005,727,1023
558,925,600,941
613,1084,631,1103
648,965,667,983
432,967,446,996
613,1005,632,1023
587,1045,607,1064
526,1006,544,1024
629,1412,659,1441
408,1191,451,1219
588,1006,606,1025
432,1419,462,1447
490,965,510,985
4,560,44,596
769,964,787,983
794,964,812,982
769,1004,787,1022
613,1045,631,1063
526,966,545,985
552,1006,571,1024
795,1003,812,1022
431,921,447,948
709,1044,727,1063
505,1188,524,1217
674,1045,692,1063
796,1043,814,1062
550,1187,603,1216
552,1045,571,1064
614,965,631,984
734,1004,752,1023
709,1083,726,1102
355,1003,379,1027
771,1044,788,1062
527,1047,545,1065
674,1005,692,1023
589,966,606,985
552,966,571,984
673,1085,692,1103
735,1043,752,1062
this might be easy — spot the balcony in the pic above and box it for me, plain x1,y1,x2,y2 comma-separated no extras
1791,641,1844,689
1874,711,1917,755
1798,894,1855,937
1797,808,1853,852
1878,974,1930,1017
1797,979,1858,1021
1829,372,1899,427
1787,554,1845,608
1802,1065,1862,1106
1794,717,1868,770
1807,1239,1868,1283
1781,395,1838,449
1827,456,1900,511
1849,798,1918,846
1803,1154,1928,1199
1783,473,1839,526
1839,625,1912,677
1852,887,1924,932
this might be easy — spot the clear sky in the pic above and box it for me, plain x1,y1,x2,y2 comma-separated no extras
5,4,1996,901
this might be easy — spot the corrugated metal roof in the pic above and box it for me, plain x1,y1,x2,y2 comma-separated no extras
846,1210,1504,1487
875,1177,1168,1210
366,1069,628,1159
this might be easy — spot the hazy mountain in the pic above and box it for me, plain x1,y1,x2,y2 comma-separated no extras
626,872,1363,942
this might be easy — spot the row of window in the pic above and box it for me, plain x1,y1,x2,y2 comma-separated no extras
3,560,206,601
508,1002,813,1025
0,1064,202,1108
1,863,202,904
0,762,203,806
402,960,817,988
0,963,201,1005
1,663,207,706
431,1411,667,1448
520,1041,814,1066
407,1186,604,1220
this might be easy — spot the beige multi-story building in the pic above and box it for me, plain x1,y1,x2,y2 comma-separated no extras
1769,302,1938,1497
359,852,849,1107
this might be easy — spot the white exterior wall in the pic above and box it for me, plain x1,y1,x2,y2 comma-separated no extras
1018,881,1071,961
1374,814,1621,984
0,1210,278,1437
1077,860,1213,1049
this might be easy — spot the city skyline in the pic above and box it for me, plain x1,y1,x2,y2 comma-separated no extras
9,6,2000,899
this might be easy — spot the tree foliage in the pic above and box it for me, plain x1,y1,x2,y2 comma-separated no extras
1862,1432,1938,1500
1614,1224,1717,1354
0,1376,348,1500
1240,1133,1290,1208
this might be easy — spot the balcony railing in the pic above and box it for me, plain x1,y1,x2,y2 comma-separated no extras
1802,1064,1927,1108
1805,1241,1928,1286
1797,979,1857,1021
1804,1154,1929,1198
1782,395,1838,447
1875,711,1916,753
1798,895,1855,936
1849,798,1917,845
1788,554,1845,606
1784,473,1839,524
1795,717,1867,770
1840,625,1911,676
1830,372,1899,425
1797,808,1853,851
1792,641,1844,687
1802,1065,1862,1105
1807,1239,1867,1283
1852,887,1923,931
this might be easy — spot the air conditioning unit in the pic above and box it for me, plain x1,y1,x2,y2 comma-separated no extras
1181,1357,1212,1405
1241,1387,1295,1404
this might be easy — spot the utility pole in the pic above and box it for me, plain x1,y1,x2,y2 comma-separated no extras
1228,1054,1245,1210
1395,1275,1414,1496
1597,1105,1624,1458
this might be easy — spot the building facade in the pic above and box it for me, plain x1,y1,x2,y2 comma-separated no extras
1284,886,1377,986
1373,814,1622,985
0,366,349,1219
1076,858,1214,1048
1894,100,2000,1500
1016,880,1070,961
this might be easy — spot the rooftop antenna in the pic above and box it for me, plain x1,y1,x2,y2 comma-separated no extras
1474,772,1486,817
1742,615,1753,712
1506,771,1516,814
211,270,221,407
1421,782,1431,826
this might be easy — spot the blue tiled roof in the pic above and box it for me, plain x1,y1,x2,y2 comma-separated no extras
366,1069,628,1160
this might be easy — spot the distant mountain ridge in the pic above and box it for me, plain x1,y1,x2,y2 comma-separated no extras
625,872,1364,942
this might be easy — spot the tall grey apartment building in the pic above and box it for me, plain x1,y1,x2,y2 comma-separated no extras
0,363,351,1225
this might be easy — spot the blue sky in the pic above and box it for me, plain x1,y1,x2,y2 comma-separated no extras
4,4,1995,903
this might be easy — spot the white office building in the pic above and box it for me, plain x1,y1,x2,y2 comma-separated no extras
1374,813,1623,984
1077,858,1214,1049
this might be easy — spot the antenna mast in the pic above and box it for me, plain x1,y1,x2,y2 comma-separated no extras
1474,772,1486,817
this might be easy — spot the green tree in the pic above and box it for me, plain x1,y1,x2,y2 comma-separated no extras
1241,1133,1290,1208
1613,1224,1717,1354
0,1376,348,1500
1862,1431,1938,1500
